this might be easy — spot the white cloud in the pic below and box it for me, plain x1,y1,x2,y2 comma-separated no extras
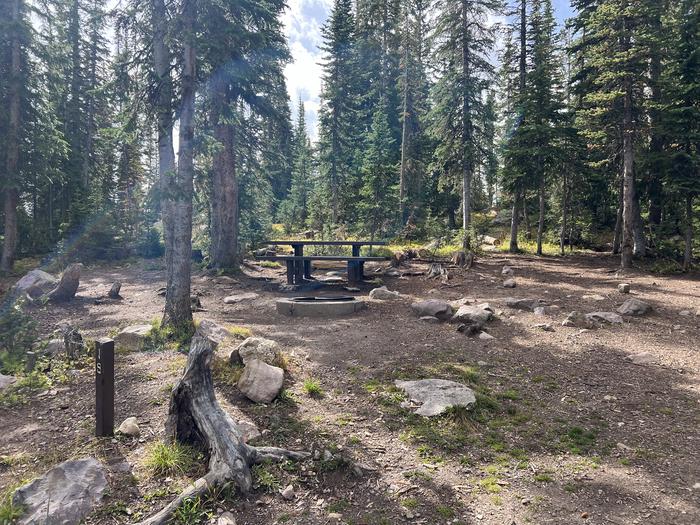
282,0,332,140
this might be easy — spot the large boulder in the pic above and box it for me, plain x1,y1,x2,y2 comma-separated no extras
115,324,153,352
11,269,58,299
237,359,284,403
394,379,476,417
13,458,107,525
47,263,83,302
451,303,494,328
410,300,453,321
230,337,281,366
369,286,400,301
0,373,17,392
618,298,652,316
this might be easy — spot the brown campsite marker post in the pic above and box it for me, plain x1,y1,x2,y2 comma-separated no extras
95,337,115,437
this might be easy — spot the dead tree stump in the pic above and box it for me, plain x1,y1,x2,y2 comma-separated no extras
47,263,83,302
136,335,308,525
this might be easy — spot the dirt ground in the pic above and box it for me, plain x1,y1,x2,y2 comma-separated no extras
1,253,699,525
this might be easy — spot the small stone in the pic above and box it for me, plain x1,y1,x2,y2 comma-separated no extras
533,306,546,315
693,482,700,490
585,312,623,325
535,323,554,332
582,294,605,301
117,417,140,437
503,279,516,288
562,311,595,329
679,310,691,316
411,300,453,321
217,511,237,525
280,485,295,500
618,298,651,316
627,352,655,365
0,373,17,391
328,513,343,520
237,359,284,403
478,331,494,340
618,283,630,293
581,512,589,519
502,266,514,276
419,316,440,324
115,324,153,352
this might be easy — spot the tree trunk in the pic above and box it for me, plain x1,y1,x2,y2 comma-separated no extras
684,194,693,271
1,0,22,273
612,175,623,254
209,81,239,270
620,1,635,269
461,0,472,251
647,2,664,230
632,191,646,257
523,198,531,240
163,0,196,328
399,38,410,227
509,192,520,252
135,336,309,525
537,172,545,255
560,173,568,255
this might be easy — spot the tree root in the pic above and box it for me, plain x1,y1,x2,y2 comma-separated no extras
135,335,309,525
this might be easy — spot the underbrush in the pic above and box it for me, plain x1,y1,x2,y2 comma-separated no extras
143,442,201,477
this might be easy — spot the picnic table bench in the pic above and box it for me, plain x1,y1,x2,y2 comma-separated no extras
256,240,389,285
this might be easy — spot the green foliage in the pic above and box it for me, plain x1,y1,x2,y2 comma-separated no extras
172,496,210,525
0,487,25,523
0,302,37,374
302,378,324,398
143,442,198,477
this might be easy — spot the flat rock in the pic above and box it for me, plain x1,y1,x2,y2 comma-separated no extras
237,359,284,403
618,298,652,316
117,417,140,437
586,312,623,325
503,279,516,288
231,337,281,366
419,316,441,324
13,458,107,525
478,331,495,340
502,265,514,276
562,311,595,329
627,352,655,365
411,300,453,321
504,297,547,311
395,379,476,417
369,286,400,301
223,292,259,304
0,373,17,391
115,324,153,352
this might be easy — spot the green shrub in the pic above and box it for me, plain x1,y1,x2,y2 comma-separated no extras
143,442,198,477
0,302,37,374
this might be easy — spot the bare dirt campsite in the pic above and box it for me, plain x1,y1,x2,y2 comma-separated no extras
1,253,698,525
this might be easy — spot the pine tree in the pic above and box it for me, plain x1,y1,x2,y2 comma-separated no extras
429,0,502,249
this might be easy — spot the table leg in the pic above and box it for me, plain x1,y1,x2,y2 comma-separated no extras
286,260,294,284
303,260,312,279
292,244,304,284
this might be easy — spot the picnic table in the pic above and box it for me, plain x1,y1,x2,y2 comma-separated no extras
256,240,389,285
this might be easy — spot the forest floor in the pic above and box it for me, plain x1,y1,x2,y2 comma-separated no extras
1,252,699,525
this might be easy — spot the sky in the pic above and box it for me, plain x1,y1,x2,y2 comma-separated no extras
282,0,576,140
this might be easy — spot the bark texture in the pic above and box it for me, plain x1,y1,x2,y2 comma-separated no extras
135,336,309,525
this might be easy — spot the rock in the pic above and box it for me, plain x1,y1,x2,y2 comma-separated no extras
0,373,17,391
108,282,122,299
503,279,516,288
451,304,494,329
627,352,655,365
237,359,284,403
280,485,295,500
13,458,107,525
196,319,231,346
231,337,281,366
237,420,261,443
223,292,259,304
679,310,691,316
504,297,547,311
191,295,204,311
47,263,83,302
586,312,623,325
618,298,651,316
478,331,494,340
11,269,58,299
117,417,140,437
217,511,237,525
115,324,153,352
502,265,514,276
45,338,65,356
582,294,605,301
328,512,343,520
535,323,554,332
369,286,400,301
411,300,453,321
533,307,546,316
395,379,476,417
419,316,440,324
562,311,595,329
618,283,630,294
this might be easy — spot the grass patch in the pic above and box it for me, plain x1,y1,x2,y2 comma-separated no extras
227,326,252,339
401,497,419,509
563,426,597,455
252,463,281,491
478,476,502,494
534,472,554,483
142,319,195,352
436,505,455,518
211,356,243,387
0,487,25,523
172,496,210,524
258,261,281,269
302,378,324,398
143,442,198,477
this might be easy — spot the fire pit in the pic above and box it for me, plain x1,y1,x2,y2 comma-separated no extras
276,295,366,317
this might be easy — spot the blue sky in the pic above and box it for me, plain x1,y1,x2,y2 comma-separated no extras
283,0,576,139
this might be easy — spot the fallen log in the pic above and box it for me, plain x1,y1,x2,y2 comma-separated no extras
136,335,309,525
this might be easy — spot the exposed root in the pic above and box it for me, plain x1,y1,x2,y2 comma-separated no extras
135,335,308,525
